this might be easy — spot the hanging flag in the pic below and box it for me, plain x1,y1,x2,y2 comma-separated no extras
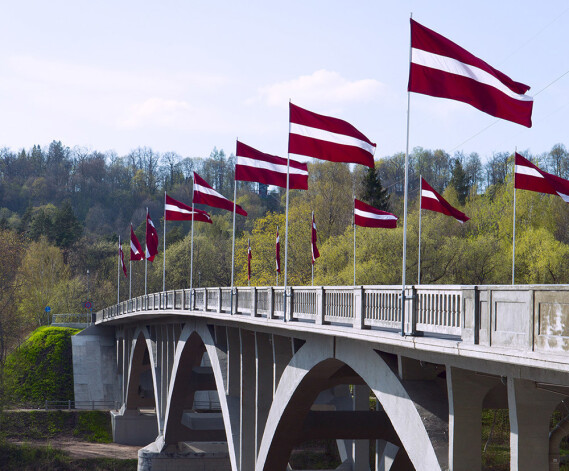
247,238,252,281
275,228,281,274
146,211,159,262
311,212,320,265
130,224,144,261
515,153,569,202
193,172,248,216
119,238,127,277
289,103,376,168
408,19,533,128
354,199,398,228
421,178,470,223
236,141,308,190
165,194,213,222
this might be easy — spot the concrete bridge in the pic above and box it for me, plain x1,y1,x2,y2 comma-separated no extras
72,284,569,471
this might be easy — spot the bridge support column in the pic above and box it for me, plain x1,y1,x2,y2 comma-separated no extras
508,378,560,471
256,332,273,459
240,329,256,471
447,367,501,471
353,384,371,471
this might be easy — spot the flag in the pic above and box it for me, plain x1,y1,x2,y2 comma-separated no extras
421,178,470,223
130,224,144,261
311,212,320,265
165,193,212,223
119,237,127,277
247,238,252,281
289,102,376,168
193,172,247,216
408,19,533,128
354,199,398,228
275,228,281,274
146,211,159,262
235,141,308,190
515,153,569,202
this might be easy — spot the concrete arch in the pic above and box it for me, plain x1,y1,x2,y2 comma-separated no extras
256,335,441,471
161,321,238,471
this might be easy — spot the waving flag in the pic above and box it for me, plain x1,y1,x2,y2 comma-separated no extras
119,237,127,277
289,103,376,168
193,172,247,216
515,153,569,202
354,199,398,228
247,238,252,281
146,211,159,262
165,194,212,223
408,19,533,127
275,228,281,274
421,178,469,223
311,212,320,264
130,224,144,261
236,141,308,190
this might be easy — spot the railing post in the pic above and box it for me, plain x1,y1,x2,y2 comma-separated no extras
286,287,293,321
233,288,239,315
252,287,258,317
218,288,222,313
316,287,325,325
268,287,275,319
353,286,366,329
461,286,479,344
405,286,418,335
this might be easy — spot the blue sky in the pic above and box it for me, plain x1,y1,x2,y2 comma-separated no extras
1,1,568,163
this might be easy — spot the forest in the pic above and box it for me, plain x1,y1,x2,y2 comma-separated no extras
1,139,569,363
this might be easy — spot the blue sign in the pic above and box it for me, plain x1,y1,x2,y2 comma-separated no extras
45,306,51,313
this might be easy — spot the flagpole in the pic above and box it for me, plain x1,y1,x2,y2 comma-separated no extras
284,102,291,322
129,260,132,300
248,238,251,287
117,236,121,304
353,204,356,286
512,148,517,285
230,160,237,314
145,208,148,296
401,12,413,337
276,226,279,287
163,192,166,292
418,176,422,285
190,203,195,299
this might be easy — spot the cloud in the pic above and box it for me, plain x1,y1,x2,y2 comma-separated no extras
251,69,388,108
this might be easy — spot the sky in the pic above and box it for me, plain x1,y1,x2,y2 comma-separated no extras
1,1,569,164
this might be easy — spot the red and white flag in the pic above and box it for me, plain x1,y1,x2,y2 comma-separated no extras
515,153,569,202
235,141,308,190
130,224,144,261
311,212,320,265
289,103,376,168
193,172,247,217
146,211,159,262
119,237,127,277
275,228,281,274
408,19,533,128
247,238,252,281
421,178,470,223
354,199,398,228
165,193,212,223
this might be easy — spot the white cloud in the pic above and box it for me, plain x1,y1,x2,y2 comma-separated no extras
118,98,192,129
251,69,388,108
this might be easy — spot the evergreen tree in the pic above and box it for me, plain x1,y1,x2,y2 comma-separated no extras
449,158,469,205
360,166,390,211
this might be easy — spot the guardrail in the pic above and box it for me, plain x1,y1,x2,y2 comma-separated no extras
96,284,569,355
43,400,121,410
51,313,92,328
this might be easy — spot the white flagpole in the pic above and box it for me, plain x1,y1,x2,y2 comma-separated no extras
276,225,279,287
129,260,132,299
284,103,291,322
418,177,422,285
512,148,517,285
163,191,166,293
353,204,357,286
145,208,148,296
311,213,315,286
401,13,413,336
190,203,195,296
248,238,251,287
117,236,121,304
230,165,237,314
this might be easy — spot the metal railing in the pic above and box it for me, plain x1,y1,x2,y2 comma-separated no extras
43,400,121,410
51,313,92,328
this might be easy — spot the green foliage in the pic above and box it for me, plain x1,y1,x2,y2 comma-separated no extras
3,327,78,406
359,166,390,211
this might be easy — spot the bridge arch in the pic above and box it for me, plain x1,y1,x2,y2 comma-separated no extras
256,335,441,471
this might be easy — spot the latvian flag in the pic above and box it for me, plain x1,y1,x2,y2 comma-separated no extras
165,193,212,223
421,178,470,223
408,19,533,127
146,211,159,262
275,228,281,274
235,141,308,190
354,199,398,228
311,212,320,264
289,103,376,168
515,153,569,202
193,172,247,216
119,237,127,277
130,224,144,261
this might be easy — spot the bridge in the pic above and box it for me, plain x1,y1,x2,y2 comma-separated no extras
72,284,569,471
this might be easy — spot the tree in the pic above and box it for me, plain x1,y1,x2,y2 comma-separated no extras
359,166,390,211
449,158,470,205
